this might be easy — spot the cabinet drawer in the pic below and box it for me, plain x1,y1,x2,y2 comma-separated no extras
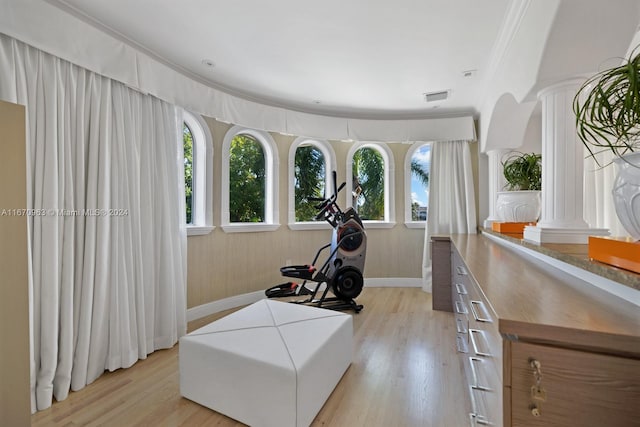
452,283,468,308
453,281,470,303
452,252,472,285
467,355,502,426
468,299,493,323
468,356,496,392
468,383,501,426
451,247,503,427
456,316,469,335
456,333,470,354
510,341,640,427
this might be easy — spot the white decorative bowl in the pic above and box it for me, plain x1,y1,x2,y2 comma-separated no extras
612,153,640,240
496,191,541,223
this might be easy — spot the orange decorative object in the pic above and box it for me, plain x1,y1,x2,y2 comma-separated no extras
588,236,640,274
492,222,536,234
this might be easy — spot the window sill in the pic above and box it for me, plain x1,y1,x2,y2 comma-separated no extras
221,223,281,233
362,221,396,229
187,225,215,236
288,222,332,231
405,221,427,229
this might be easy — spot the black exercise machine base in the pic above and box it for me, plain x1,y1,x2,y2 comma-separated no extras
290,297,363,314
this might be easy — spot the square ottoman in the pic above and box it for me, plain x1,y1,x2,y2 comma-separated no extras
179,299,353,427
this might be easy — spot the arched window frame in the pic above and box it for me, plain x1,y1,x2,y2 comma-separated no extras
404,142,432,229
346,142,396,229
288,137,336,230
221,125,280,233
184,111,214,236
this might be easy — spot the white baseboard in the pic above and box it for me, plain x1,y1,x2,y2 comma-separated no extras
186,277,424,321
186,290,265,322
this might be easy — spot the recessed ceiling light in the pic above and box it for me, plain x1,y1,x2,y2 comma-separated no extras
201,59,215,68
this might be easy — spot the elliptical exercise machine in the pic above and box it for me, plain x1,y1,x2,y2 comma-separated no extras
265,171,366,313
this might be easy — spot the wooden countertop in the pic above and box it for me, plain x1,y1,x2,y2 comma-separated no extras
448,234,640,358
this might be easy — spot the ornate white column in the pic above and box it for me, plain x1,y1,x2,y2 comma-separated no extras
483,149,509,228
523,78,608,243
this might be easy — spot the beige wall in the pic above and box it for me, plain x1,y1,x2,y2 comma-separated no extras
0,100,31,425
186,118,428,308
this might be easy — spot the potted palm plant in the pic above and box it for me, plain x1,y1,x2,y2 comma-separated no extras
573,47,640,240
496,152,542,223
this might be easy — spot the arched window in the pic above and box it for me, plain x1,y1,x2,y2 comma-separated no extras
405,142,431,228
183,111,213,236
288,138,336,230
183,123,194,224
346,142,395,228
221,126,279,232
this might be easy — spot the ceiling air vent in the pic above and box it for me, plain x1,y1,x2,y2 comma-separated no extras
424,90,450,103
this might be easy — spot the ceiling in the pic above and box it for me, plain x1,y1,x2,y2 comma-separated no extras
53,0,511,119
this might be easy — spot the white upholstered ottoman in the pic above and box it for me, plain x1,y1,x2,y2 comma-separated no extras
179,299,353,427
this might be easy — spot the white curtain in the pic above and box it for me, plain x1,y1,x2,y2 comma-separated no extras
0,35,187,411
583,150,629,237
422,140,477,292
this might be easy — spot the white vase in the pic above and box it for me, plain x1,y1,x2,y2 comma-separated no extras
496,191,541,222
612,153,640,240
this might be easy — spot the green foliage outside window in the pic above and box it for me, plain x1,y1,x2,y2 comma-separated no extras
410,158,429,221
352,147,384,220
229,134,265,222
183,124,193,224
411,202,420,221
294,146,326,221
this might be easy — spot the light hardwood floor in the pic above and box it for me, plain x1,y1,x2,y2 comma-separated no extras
31,288,468,427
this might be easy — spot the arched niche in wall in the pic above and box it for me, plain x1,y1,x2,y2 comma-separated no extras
519,103,542,154
482,92,538,153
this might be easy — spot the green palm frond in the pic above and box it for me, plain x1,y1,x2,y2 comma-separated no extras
574,47,640,166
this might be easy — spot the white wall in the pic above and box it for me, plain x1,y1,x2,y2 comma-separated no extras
515,109,542,154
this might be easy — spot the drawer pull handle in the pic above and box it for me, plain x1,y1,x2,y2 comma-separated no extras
470,300,492,323
469,357,491,391
456,317,468,334
456,335,468,353
469,413,492,426
456,266,468,276
455,301,468,315
455,283,468,295
469,329,492,357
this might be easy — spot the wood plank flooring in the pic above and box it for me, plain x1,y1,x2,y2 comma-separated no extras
31,288,468,427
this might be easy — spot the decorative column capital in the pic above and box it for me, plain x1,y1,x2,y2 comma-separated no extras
536,76,590,99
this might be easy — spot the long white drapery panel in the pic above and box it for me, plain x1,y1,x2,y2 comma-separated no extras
422,141,477,292
583,151,629,237
0,35,187,411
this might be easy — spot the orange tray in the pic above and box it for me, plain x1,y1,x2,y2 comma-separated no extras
588,236,640,274
492,222,536,234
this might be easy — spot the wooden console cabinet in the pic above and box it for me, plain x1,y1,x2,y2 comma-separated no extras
0,99,30,425
433,234,640,427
